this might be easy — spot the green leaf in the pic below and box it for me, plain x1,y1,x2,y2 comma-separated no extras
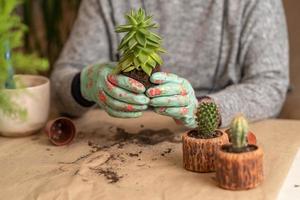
120,57,133,71
137,46,153,54
119,51,131,62
138,28,150,36
144,23,159,29
147,57,156,68
146,40,160,48
118,31,135,49
126,14,138,25
147,33,161,44
117,24,133,29
150,32,162,40
115,24,133,33
136,32,146,46
128,38,138,50
157,47,167,53
143,15,153,25
133,57,140,68
150,52,163,65
123,65,135,72
141,63,152,76
137,8,145,22
137,52,149,64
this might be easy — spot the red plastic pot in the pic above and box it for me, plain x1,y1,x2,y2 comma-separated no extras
45,117,76,146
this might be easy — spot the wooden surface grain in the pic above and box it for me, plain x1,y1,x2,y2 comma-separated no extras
0,110,300,200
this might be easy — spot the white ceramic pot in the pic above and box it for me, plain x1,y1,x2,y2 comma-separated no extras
0,75,50,137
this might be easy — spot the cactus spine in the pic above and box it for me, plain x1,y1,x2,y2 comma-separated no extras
230,114,249,152
196,101,219,138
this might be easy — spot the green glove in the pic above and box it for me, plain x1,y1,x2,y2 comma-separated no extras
146,72,198,128
81,63,150,118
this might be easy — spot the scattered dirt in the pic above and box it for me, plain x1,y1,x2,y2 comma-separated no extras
64,127,179,184
128,153,139,157
93,168,123,184
114,128,181,145
161,148,172,156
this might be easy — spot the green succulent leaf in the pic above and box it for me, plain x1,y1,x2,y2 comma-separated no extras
141,63,152,76
135,32,146,46
143,15,153,24
123,65,135,72
119,32,135,50
128,39,138,50
138,28,150,36
150,32,162,40
147,57,156,68
137,52,149,64
137,46,153,54
146,40,160,48
126,14,138,25
147,34,161,44
150,52,163,65
157,47,167,53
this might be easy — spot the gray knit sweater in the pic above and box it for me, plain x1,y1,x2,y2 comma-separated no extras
51,0,289,127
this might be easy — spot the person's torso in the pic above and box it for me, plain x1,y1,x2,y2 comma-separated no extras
99,0,249,96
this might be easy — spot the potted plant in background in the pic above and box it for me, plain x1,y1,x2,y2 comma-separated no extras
114,8,166,89
0,0,49,137
215,114,264,190
182,98,229,172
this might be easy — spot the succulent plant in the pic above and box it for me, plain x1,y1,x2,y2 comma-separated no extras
196,100,220,138
230,114,249,151
114,8,166,76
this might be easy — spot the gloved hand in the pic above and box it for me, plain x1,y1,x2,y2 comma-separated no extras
80,63,150,118
146,72,198,128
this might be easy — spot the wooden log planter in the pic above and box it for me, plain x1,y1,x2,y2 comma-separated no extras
215,144,264,190
182,130,229,173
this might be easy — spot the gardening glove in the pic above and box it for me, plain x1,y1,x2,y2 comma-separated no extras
80,63,150,118
146,72,198,128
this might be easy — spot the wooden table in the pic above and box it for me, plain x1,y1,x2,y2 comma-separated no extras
1,110,300,200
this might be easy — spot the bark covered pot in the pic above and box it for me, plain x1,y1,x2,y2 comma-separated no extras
182,97,229,172
114,8,166,90
215,114,264,190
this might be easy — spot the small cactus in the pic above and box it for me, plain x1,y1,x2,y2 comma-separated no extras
230,114,249,151
196,100,220,137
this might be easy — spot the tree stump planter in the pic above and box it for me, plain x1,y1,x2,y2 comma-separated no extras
182,130,229,173
215,144,264,190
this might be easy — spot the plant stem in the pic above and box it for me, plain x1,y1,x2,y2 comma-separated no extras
4,41,15,89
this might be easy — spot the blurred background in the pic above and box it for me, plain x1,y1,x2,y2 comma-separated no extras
279,0,300,119
22,0,81,67
15,0,300,119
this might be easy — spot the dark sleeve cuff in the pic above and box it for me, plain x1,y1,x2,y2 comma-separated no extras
71,72,95,107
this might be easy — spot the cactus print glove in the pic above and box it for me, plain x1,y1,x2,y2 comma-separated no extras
146,72,198,128
81,63,150,118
